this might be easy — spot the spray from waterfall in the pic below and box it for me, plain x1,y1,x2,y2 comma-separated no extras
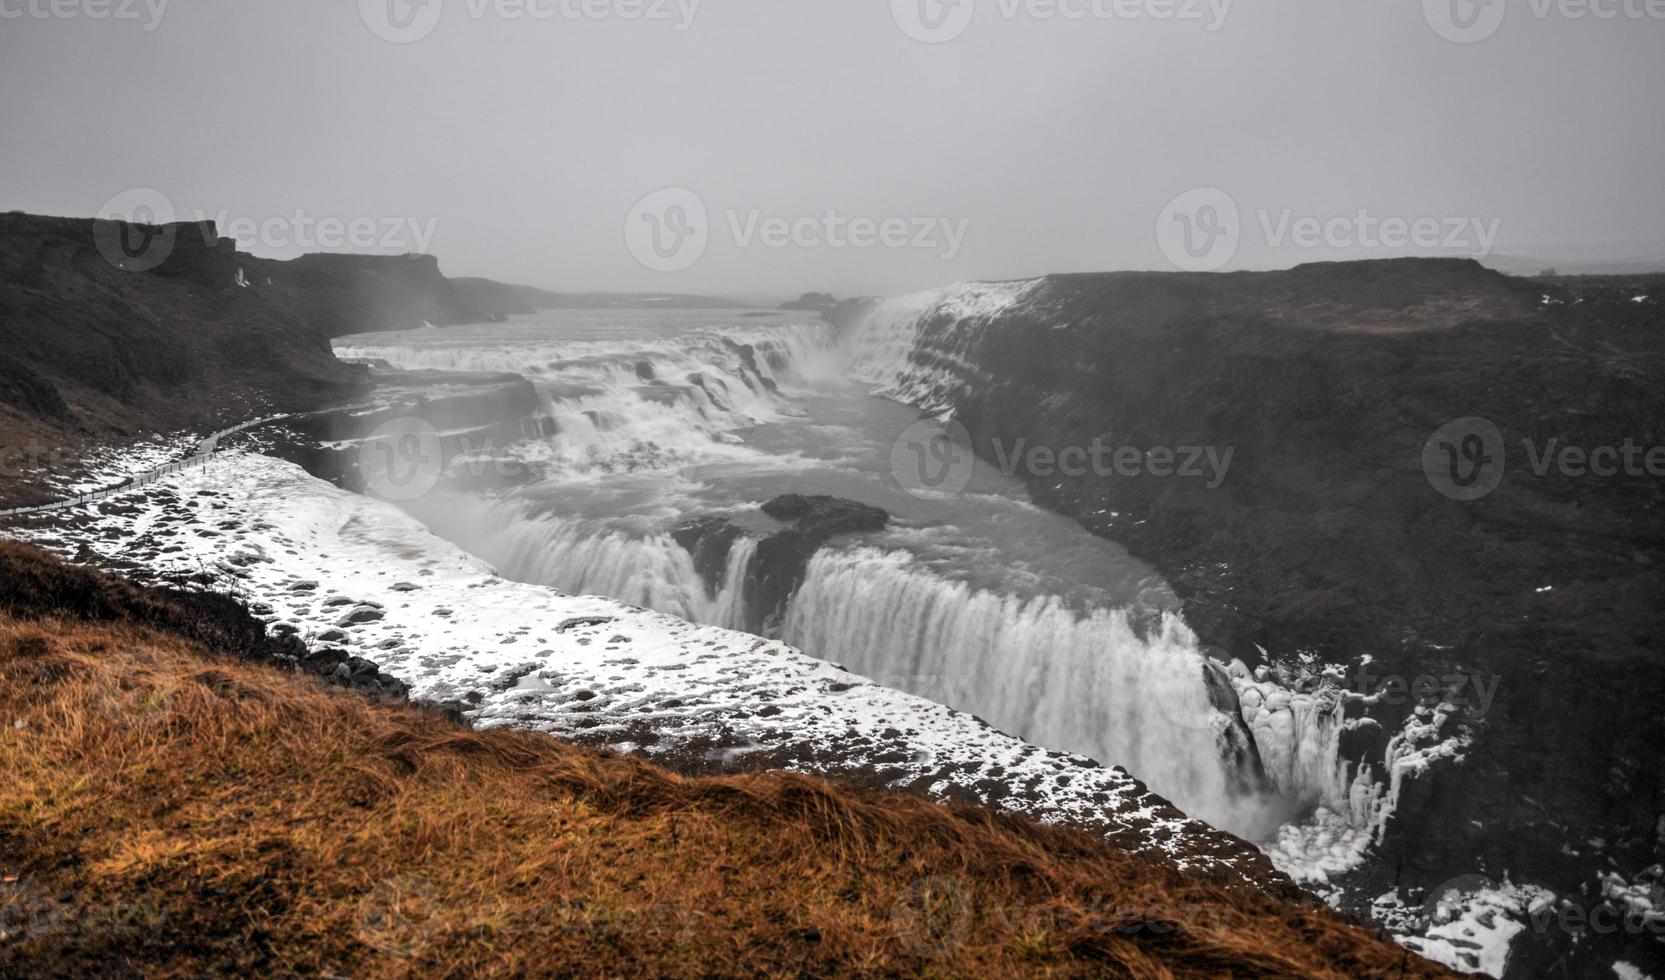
338,308,1404,872
342,320,843,476
410,494,758,632
783,546,1326,839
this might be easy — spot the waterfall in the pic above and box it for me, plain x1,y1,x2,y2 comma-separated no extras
338,321,840,390
842,279,1043,401
830,287,1409,874
707,535,758,632
341,321,843,476
780,546,1310,840
408,495,757,632
339,307,1401,876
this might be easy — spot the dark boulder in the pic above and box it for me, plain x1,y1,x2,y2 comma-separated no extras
673,494,888,637
670,516,746,596
761,494,888,536
338,605,386,626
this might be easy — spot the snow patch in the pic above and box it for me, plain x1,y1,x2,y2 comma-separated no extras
4,450,1274,883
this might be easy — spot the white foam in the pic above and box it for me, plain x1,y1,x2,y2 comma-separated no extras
843,279,1042,397
6,451,1271,882
1392,878,1553,977
783,545,1291,839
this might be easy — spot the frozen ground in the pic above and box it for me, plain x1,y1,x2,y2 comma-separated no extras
4,449,1283,886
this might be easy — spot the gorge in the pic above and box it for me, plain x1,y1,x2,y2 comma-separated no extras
4,214,1662,977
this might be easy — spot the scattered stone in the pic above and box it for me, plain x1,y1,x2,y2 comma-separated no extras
338,606,385,626
557,616,614,632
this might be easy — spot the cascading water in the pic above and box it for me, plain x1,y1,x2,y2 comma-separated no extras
782,546,1304,838
340,317,842,476
336,302,1400,867
407,494,759,633
842,279,1042,406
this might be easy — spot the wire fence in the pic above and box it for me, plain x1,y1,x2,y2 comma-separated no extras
0,414,291,521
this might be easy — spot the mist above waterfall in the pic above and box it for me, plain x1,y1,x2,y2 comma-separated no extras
331,304,1398,850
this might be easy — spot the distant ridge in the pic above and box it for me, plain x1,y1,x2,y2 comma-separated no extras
1482,242,1665,277
452,276,750,313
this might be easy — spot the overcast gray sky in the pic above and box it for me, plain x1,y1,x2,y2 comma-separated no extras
2,0,1662,296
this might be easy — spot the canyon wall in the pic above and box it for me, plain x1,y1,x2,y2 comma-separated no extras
0,212,549,504
842,261,1665,973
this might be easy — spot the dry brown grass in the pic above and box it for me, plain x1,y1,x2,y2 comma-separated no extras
0,545,1457,978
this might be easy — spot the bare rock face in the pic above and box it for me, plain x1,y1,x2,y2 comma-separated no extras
670,516,745,596
759,494,889,535
0,211,556,452
673,495,889,636
749,495,889,634
0,210,579,506
872,259,1665,975
0,213,365,443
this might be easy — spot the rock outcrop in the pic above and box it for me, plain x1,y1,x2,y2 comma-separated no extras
674,494,889,635
0,211,558,505
853,259,1665,976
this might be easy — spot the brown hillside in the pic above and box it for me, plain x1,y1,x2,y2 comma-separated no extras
0,544,1454,978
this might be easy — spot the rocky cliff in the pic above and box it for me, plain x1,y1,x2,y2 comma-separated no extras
842,260,1665,976
0,212,554,504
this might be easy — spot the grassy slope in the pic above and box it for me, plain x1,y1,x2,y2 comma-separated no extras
0,544,1455,978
